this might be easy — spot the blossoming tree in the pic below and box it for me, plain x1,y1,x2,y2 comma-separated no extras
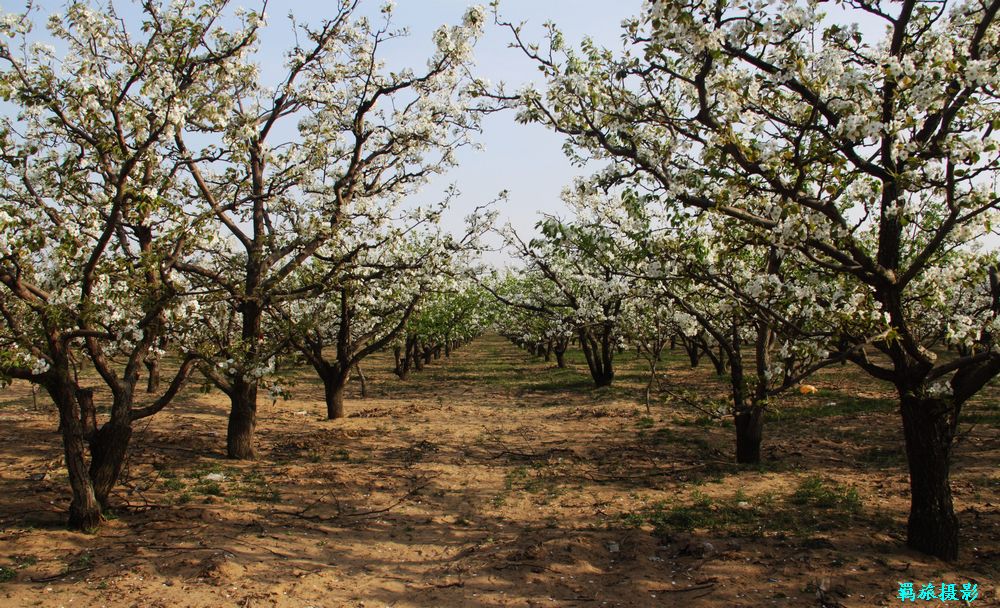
500,0,1000,559
0,0,257,529
176,2,489,458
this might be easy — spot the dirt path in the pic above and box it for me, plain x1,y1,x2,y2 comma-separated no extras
0,335,996,607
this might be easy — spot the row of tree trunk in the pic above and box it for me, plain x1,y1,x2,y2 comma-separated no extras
394,334,470,379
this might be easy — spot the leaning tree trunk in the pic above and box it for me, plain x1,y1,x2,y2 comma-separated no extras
227,378,257,459
554,338,568,368
87,375,138,509
705,345,728,376
900,393,958,561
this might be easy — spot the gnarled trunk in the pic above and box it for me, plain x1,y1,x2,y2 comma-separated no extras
48,380,102,530
88,419,133,509
705,343,728,376
900,393,958,561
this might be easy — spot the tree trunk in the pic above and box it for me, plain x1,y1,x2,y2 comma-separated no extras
393,345,409,379
578,329,614,387
145,357,160,393
705,343,727,376
599,329,615,386
727,336,759,464
88,419,133,509
356,364,368,399
323,368,349,420
734,405,764,464
900,393,958,561
685,344,702,367
49,382,103,530
77,388,97,439
227,378,257,459
555,348,566,368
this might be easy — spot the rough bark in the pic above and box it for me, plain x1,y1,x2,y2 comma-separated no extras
48,380,102,530
900,393,958,561
88,420,133,509
322,367,350,420
227,378,257,459
77,388,97,439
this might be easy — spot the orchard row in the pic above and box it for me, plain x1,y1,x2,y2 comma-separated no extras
0,0,997,566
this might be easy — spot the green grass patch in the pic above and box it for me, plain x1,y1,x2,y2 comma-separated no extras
193,480,224,497
234,468,281,503
0,566,14,583
162,477,185,491
769,396,894,421
619,476,865,538
790,476,861,512
11,555,37,568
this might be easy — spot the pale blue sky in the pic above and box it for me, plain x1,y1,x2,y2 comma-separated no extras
314,1,647,255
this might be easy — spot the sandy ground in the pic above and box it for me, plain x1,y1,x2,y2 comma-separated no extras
0,335,996,607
